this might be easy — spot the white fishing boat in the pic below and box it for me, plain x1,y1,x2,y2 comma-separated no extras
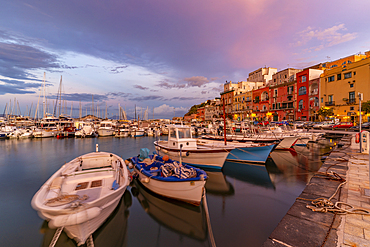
40,190,131,247
18,129,33,139
34,115,59,138
129,150,208,205
97,121,116,137
114,124,130,138
130,126,145,137
33,128,57,138
31,146,130,246
154,125,234,170
75,123,97,138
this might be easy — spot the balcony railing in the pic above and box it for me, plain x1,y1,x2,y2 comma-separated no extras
347,98,356,105
325,101,335,106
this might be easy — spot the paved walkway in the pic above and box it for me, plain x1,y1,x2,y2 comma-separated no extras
263,135,370,247
337,137,370,247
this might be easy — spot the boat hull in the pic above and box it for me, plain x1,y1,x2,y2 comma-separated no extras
226,143,276,163
154,141,230,170
97,129,114,137
135,168,206,205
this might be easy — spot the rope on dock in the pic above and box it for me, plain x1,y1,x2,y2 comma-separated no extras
203,192,216,247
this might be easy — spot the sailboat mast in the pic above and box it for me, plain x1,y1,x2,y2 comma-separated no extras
42,72,46,118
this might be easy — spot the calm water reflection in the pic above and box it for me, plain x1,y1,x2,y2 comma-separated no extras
0,136,335,247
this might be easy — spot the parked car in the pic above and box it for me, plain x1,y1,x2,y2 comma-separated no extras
257,121,270,126
350,122,370,130
332,122,354,128
293,121,305,127
313,122,334,128
303,121,315,128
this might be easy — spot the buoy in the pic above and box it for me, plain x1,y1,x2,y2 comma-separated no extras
355,133,360,143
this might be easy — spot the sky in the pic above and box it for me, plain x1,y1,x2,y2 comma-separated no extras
1,0,369,119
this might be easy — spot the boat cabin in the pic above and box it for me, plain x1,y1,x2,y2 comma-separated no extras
168,125,197,150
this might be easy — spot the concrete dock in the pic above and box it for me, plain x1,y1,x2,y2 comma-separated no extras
263,134,370,247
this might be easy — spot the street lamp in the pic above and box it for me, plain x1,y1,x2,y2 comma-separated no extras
359,92,363,152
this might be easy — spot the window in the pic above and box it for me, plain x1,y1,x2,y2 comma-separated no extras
301,76,306,82
350,107,354,110
298,100,303,109
344,72,352,79
349,92,355,98
314,97,319,107
350,84,354,88
354,71,356,75
321,97,323,103
298,86,307,95
337,74,341,80
287,86,294,94
328,76,335,82
328,95,333,103
349,91,355,104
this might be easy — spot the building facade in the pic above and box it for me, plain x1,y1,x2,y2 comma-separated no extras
320,55,370,122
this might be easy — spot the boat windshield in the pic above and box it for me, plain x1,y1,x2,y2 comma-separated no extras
178,128,191,139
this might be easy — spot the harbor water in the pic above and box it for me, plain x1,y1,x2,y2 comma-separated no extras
0,136,336,246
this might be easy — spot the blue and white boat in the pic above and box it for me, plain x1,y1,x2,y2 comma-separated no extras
196,139,276,163
226,142,276,163
129,149,208,205
0,131,7,139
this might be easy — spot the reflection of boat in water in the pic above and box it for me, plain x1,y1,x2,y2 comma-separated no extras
222,161,275,189
40,190,132,247
131,179,207,241
269,148,320,183
205,171,234,196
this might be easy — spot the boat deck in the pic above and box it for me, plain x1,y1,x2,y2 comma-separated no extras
61,169,116,198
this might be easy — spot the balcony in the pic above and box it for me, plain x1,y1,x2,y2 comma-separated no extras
347,99,356,105
325,101,335,106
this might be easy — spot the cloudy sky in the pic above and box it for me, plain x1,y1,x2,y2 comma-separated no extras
1,0,369,119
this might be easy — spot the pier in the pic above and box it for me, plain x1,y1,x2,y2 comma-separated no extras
263,134,370,247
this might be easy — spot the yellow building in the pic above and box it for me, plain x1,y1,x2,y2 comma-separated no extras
233,91,253,120
320,54,370,123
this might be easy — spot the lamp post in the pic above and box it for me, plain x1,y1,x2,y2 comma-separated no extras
359,92,363,152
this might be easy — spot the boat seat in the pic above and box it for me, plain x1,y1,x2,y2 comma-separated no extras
50,177,63,190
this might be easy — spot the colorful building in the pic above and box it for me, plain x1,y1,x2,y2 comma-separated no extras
320,54,370,122
269,81,296,121
296,69,323,121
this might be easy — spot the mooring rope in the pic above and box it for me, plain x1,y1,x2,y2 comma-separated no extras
203,192,216,247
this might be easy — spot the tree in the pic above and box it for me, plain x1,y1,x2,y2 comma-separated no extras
317,107,333,121
361,100,370,114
